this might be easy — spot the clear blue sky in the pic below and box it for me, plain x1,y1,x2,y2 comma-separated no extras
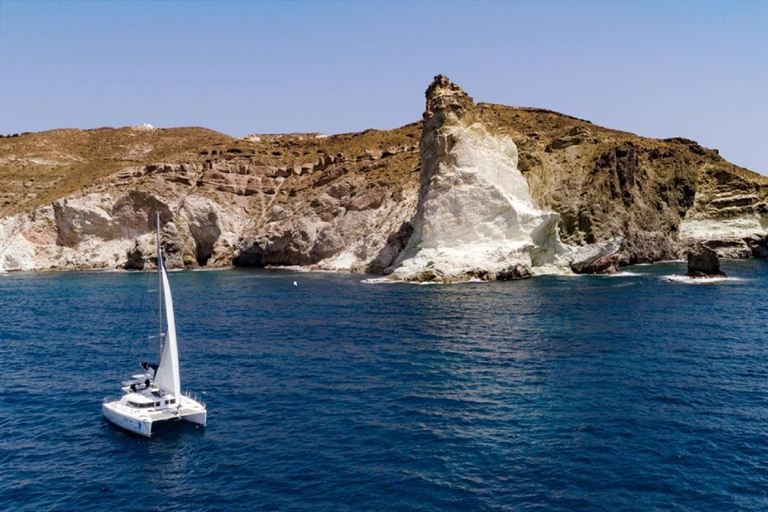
1,0,766,174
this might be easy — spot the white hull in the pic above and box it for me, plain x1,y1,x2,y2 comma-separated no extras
102,402,153,437
102,393,207,437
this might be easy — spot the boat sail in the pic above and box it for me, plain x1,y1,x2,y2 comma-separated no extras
102,213,207,437
154,252,180,398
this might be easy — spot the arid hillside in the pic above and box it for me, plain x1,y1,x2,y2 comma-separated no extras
476,103,768,263
2,77,767,275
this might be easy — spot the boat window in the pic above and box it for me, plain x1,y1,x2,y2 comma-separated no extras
127,401,155,409
154,402,160,407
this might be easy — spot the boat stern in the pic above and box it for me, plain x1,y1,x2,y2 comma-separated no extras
178,393,207,427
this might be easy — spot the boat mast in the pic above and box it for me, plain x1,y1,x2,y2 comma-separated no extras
156,212,164,359
152,211,182,401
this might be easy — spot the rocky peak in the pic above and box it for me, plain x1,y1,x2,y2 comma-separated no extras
424,74,475,122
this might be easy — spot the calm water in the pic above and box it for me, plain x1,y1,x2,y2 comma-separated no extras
2,261,768,511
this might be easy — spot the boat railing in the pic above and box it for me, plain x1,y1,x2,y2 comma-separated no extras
184,389,206,408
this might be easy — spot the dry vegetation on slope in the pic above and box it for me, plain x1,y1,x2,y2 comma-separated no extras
478,103,768,263
2,90,768,272
0,127,232,218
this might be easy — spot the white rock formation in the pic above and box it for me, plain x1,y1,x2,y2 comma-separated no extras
387,76,573,282
0,215,36,273
0,183,242,272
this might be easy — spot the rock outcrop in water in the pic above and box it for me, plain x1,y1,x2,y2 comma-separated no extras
686,243,726,277
1,77,768,275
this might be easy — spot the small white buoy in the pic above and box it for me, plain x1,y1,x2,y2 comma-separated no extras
293,281,297,286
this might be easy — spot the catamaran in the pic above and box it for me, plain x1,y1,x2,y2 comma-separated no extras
102,214,207,437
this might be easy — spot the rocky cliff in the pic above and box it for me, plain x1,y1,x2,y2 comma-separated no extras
476,102,768,265
387,75,573,282
2,77,767,275
0,125,421,273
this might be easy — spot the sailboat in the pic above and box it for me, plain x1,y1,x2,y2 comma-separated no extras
102,213,207,437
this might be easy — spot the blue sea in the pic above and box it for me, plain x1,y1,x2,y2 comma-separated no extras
3,260,768,511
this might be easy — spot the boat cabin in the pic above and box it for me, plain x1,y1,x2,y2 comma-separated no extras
122,392,177,410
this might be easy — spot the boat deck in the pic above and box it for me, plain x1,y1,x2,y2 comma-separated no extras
147,410,178,421
139,407,202,421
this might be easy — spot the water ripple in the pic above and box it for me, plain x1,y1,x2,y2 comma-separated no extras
3,261,768,510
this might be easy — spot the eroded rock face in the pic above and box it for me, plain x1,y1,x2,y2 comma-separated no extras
568,238,622,275
0,214,38,272
522,123,768,265
678,167,768,258
0,188,238,272
232,141,420,273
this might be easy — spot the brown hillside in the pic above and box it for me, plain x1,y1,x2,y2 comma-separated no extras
478,103,768,262
3,99,768,269
0,127,232,218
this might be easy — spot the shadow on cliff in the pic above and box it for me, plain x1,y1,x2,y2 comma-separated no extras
365,220,414,274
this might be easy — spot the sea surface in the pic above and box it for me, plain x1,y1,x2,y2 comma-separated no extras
3,260,768,511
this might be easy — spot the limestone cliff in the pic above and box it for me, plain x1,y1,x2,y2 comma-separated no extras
1,78,767,275
387,75,572,282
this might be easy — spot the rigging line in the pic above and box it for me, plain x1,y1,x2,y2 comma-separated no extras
156,212,165,358
111,268,154,383
138,264,156,361
122,263,157,384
